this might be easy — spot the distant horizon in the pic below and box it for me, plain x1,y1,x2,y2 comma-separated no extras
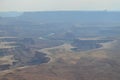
1,10,120,17
0,10,120,12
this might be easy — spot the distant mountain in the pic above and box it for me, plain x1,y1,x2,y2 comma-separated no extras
18,11,120,23
0,12,23,17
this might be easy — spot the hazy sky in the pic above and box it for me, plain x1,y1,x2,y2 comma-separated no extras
0,0,120,11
